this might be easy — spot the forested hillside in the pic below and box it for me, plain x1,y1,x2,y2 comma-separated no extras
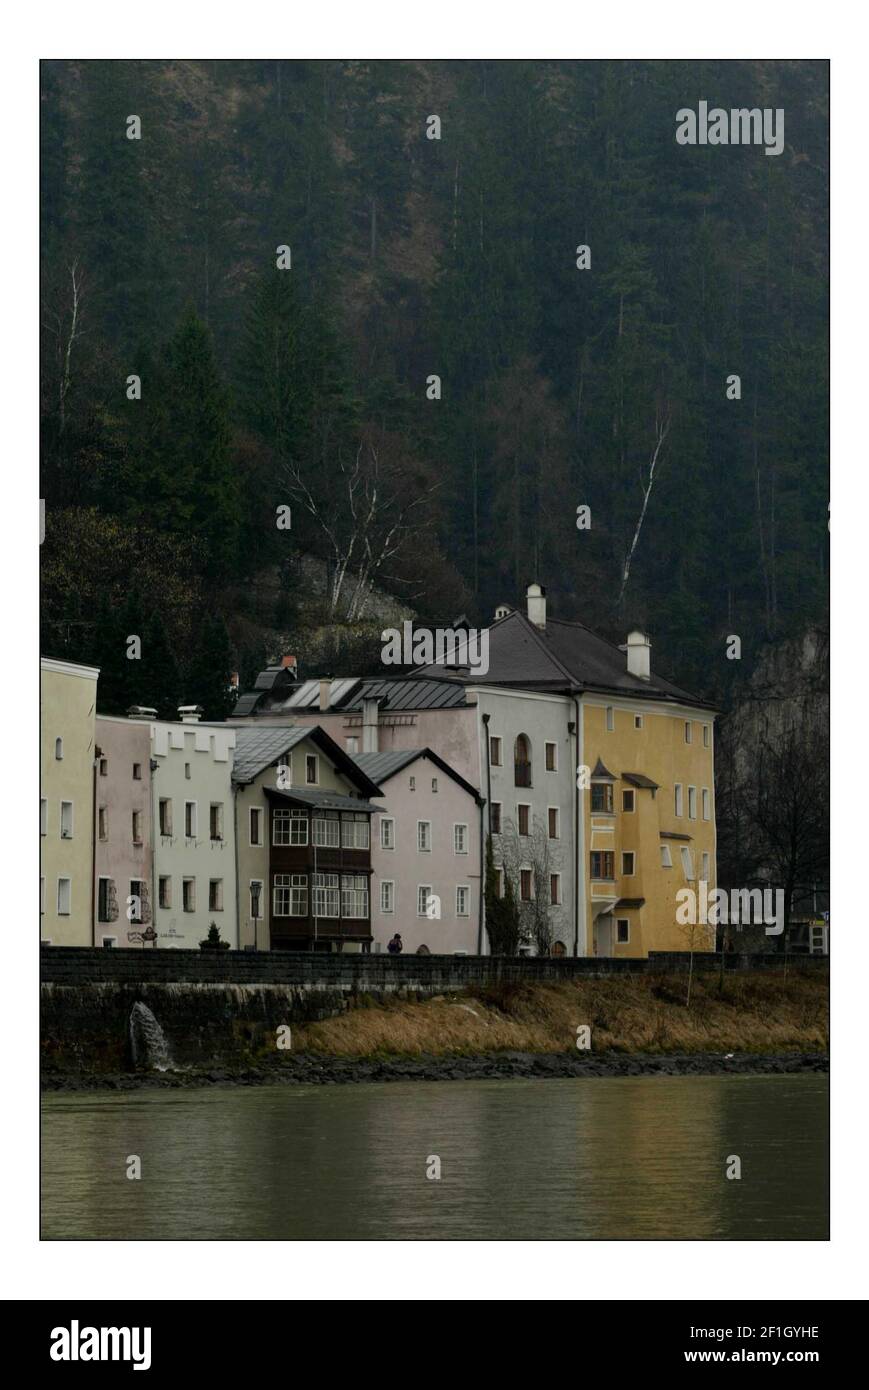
40,59,828,714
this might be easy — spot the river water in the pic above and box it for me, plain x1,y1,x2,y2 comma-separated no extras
41,1074,828,1240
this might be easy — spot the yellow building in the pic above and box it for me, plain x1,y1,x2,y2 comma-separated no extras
40,657,99,945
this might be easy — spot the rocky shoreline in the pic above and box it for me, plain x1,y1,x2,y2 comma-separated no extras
41,1049,829,1092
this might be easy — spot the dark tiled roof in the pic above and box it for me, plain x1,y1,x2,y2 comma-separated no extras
660,831,692,841
264,786,380,813
591,758,617,780
232,726,312,784
622,771,660,789
341,677,470,712
353,747,483,802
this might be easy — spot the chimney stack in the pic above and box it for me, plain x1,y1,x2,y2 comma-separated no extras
526,582,547,631
178,705,203,723
362,696,382,753
319,677,332,712
624,630,651,681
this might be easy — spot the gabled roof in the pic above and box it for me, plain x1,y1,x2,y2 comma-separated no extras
353,747,483,803
264,786,380,813
232,724,382,797
591,758,617,781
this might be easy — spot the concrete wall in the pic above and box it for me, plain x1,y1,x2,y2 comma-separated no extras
94,716,153,945
40,659,99,945
149,720,237,948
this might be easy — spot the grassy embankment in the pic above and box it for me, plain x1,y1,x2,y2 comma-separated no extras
291,972,828,1059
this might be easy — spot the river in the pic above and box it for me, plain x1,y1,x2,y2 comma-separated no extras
41,1074,828,1240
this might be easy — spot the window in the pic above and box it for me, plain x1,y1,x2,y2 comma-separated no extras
40,799,47,836
550,873,561,905
545,741,557,772
129,881,144,923
702,788,711,821
159,877,171,909
40,877,45,915
131,809,143,843
273,874,292,916
184,762,191,780
159,799,172,835
518,803,530,836
409,776,416,791
660,844,673,868
346,736,359,754
99,757,107,776
634,714,644,730
703,724,710,748
274,808,308,846
210,803,224,841
701,852,710,883
182,878,196,912
490,735,502,767
514,734,532,787
548,807,559,839
57,878,71,914
250,880,263,919
674,784,684,817
249,807,263,846
491,802,502,834
97,878,112,922
454,823,469,854
622,851,635,876
616,918,630,944
55,737,63,760
590,851,614,880
520,869,533,901
591,782,613,813
98,806,107,840
274,874,308,916
381,880,395,914
209,879,223,912
680,847,695,882
291,875,309,917
305,754,318,785
341,875,369,919
418,820,432,852
622,789,635,813
277,753,291,775
417,885,433,916
341,814,370,849
431,777,438,793
606,707,614,732
313,873,339,917
380,817,395,850
684,721,693,744
456,885,470,917
133,763,142,780
60,801,73,839
313,813,340,848
184,802,197,838
688,786,697,820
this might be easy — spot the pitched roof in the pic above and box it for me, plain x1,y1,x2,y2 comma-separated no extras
264,786,381,813
231,674,470,719
352,747,483,802
622,771,660,790
591,758,617,780
231,726,313,784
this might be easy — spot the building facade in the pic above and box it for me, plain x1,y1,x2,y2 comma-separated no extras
233,725,382,952
353,748,485,955
148,714,237,948
93,715,154,947
40,657,99,946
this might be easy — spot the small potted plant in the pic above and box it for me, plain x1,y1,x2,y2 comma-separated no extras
200,921,230,951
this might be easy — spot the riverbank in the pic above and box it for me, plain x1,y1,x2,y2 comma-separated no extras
42,971,828,1090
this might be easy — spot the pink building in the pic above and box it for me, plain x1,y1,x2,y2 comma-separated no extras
352,748,484,955
94,715,154,946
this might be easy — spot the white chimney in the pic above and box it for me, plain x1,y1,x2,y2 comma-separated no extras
526,582,547,630
178,705,203,723
319,678,332,712
362,696,381,753
624,630,651,681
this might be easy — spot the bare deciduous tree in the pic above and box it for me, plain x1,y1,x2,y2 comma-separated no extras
42,258,86,438
617,405,670,609
499,815,564,956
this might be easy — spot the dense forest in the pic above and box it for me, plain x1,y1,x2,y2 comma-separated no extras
40,59,828,716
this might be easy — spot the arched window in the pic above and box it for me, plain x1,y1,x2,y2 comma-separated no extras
55,737,63,760
514,734,532,787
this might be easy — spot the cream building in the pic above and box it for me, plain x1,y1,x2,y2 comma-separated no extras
40,657,100,945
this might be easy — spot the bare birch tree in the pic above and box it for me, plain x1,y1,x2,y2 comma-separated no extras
42,258,85,438
617,405,670,610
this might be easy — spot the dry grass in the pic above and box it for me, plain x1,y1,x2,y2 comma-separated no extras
292,972,828,1058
